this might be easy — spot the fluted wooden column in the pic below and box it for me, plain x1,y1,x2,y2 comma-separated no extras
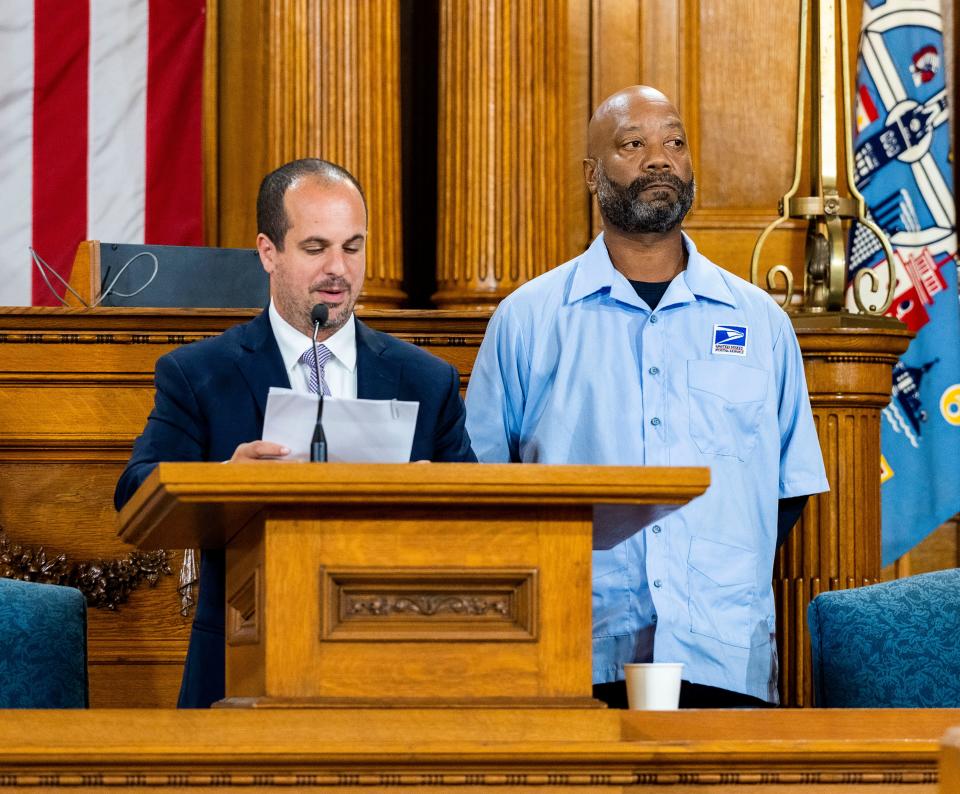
777,314,912,707
434,0,588,308
266,0,405,307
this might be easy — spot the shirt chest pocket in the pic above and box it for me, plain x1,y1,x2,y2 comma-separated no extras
687,360,767,462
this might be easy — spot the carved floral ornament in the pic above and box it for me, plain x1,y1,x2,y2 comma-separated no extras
0,526,172,610
347,594,511,617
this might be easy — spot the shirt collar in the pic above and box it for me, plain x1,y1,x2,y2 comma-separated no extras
268,300,358,374
568,232,738,310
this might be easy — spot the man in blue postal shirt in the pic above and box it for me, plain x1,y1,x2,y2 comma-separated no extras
115,158,476,708
465,86,829,707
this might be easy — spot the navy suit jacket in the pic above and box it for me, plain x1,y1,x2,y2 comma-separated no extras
115,310,476,707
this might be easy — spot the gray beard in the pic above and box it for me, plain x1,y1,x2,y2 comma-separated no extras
594,163,695,234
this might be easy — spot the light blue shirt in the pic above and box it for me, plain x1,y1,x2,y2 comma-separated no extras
465,232,829,703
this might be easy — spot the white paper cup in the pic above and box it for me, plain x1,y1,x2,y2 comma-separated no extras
623,662,684,710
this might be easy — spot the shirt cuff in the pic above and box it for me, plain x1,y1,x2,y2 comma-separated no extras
779,476,830,499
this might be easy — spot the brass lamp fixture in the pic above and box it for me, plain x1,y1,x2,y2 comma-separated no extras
750,0,896,314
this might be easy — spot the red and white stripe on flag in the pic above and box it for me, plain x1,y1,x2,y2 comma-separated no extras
0,0,205,307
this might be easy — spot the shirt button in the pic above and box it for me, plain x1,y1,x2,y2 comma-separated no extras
650,417,661,427
652,525,662,534
649,315,659,324
653,579,663,589
652,614,658,623
648,366,659,376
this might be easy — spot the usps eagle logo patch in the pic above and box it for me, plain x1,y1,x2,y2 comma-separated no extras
713,324,747,356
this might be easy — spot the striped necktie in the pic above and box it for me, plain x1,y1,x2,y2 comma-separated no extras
299,344,332,396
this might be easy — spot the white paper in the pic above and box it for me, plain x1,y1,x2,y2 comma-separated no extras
262,387,419,463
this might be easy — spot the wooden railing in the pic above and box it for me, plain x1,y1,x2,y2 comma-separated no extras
0,708,955,791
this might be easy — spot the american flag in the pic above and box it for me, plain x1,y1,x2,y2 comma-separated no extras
0,0,205,306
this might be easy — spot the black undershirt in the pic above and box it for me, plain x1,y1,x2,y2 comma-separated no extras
628,279,809,547
629,278,672,311
777,494,808,548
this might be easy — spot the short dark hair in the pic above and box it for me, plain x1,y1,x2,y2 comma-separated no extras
256,158,367,250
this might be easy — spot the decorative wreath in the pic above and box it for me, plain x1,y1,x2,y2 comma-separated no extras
0,527,172,610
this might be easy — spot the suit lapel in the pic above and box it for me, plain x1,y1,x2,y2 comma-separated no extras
236,310,290,419
356,319,402,400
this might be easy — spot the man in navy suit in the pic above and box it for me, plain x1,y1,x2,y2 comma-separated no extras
115,158,476,708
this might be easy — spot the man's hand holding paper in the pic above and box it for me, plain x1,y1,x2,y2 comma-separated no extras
261,387,419,462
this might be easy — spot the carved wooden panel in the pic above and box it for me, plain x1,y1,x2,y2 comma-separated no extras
0,309,256,708
213,0,405,306
776,410,885,707
0,450,189,708
226,567,261,646
434,0,591,307
321,567,538,641
776,317,912,707
209,2,267,253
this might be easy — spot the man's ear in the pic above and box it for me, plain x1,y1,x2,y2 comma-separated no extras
583,158,598,195
256,233,277,274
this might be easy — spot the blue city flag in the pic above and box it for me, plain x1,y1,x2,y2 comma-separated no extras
847,0,960,564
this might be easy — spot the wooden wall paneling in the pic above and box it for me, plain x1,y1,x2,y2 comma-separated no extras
266,0,405,308
586,1,810,280
566,0,592,260
0,458,189,707
214,1,405,307
588,0,641,236
0,311,211,707
590,0,641,110
214,1,268,250
777,315,912,707
588,0,683,119
434,0,591,307
641,0,683,104
685,0,806,279
13,490,188,706
202,0,219,246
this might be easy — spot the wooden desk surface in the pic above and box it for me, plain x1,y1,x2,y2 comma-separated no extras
0,707,956,791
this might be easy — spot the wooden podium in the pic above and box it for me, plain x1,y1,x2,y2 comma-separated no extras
117,462,708,708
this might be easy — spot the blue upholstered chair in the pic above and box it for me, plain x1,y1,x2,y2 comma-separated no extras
807,568,960,707
0,578,88,708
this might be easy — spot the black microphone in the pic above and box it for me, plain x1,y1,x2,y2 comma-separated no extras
309,303,330,462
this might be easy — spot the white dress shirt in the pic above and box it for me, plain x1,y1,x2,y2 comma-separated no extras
268,300,358,398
